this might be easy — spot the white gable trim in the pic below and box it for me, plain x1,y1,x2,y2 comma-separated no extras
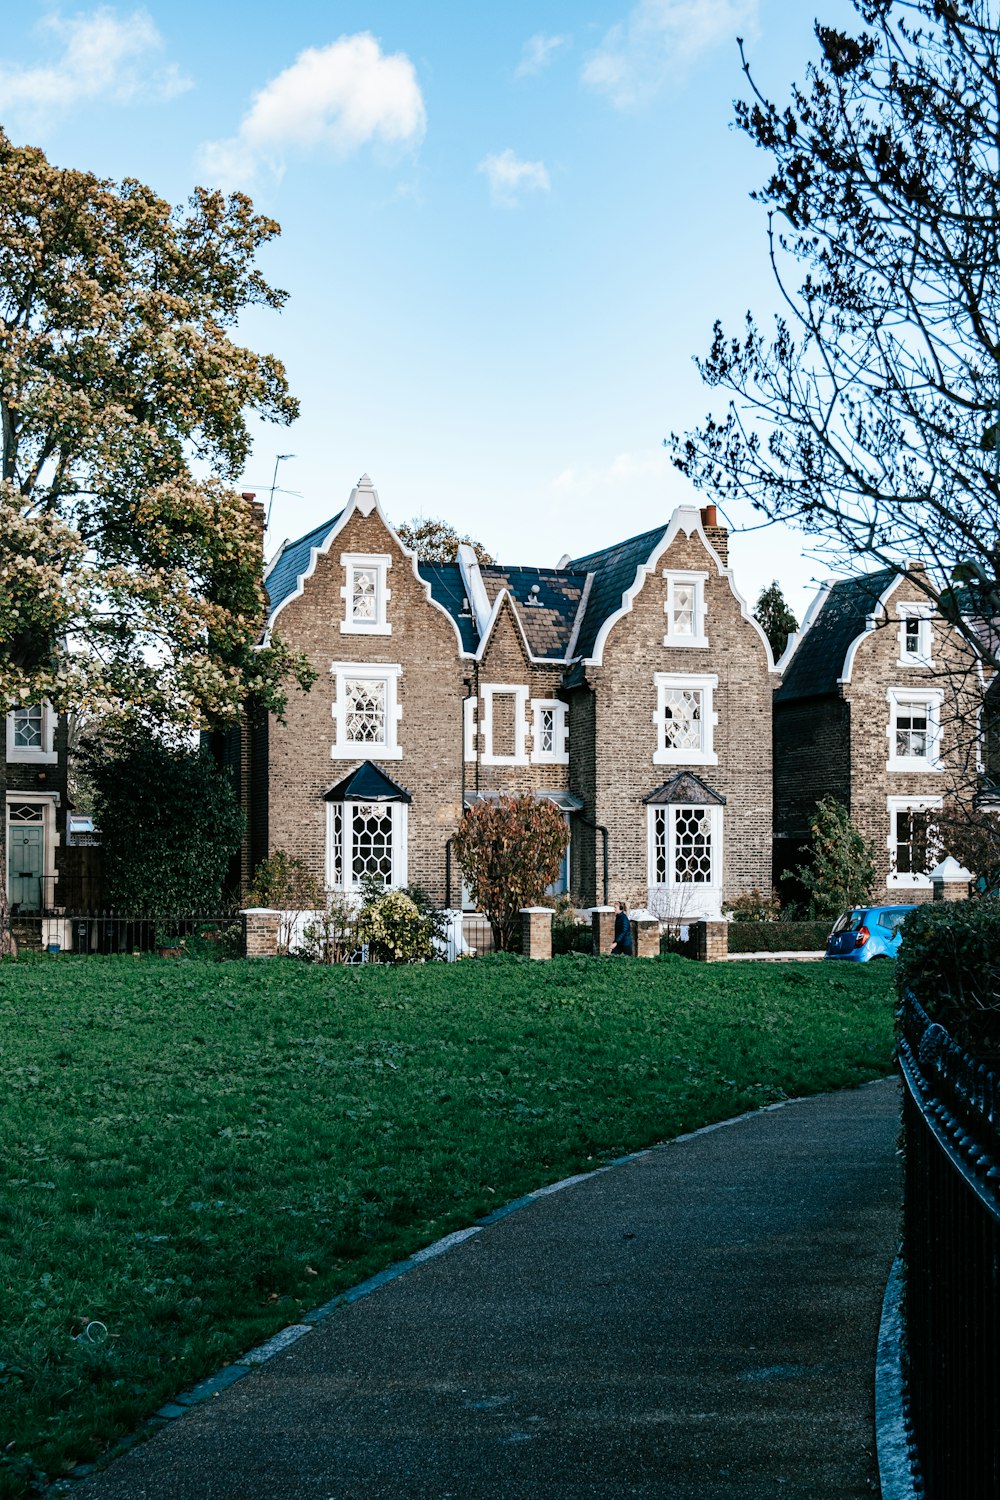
265,474,472,657
838,572,906,685
584,505,777,671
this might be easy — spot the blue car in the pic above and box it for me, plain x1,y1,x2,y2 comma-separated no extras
825,904,917,962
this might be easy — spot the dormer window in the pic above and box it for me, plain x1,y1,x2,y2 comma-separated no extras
340,553,391,635
663,571,708,648
898,605,933,666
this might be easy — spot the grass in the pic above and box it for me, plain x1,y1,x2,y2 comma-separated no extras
0,951,896,1495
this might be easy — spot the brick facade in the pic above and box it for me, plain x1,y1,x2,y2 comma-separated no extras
775,568,985,902
246,479,776,920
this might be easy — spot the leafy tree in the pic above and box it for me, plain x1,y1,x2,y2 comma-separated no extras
790,796,876,920
88,739,246,915
670,0,1000,671
395,516,494,565
246,851,325,912
452,794,568,951
753,581,798,661
0,130,314,945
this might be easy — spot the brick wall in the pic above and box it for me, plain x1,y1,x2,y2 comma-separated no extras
265,507,467,905
586,527,773,911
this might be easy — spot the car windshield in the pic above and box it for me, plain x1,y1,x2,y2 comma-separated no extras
831,911,865,934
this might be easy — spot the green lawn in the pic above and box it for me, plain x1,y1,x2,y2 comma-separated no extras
0,952,896,1495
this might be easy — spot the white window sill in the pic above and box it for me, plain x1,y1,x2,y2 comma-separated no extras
653,749,718,767
331,744,403,761
340,622,393,636
7,749,58,765
886,758,943,774
531,753,570,766
887,872,933,889
481,754,530,767
896,656,934,669
663,635,710,650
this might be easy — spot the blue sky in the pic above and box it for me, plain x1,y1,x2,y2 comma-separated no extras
1,0,857,624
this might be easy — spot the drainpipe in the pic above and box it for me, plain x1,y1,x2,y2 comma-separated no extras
575,814,609,907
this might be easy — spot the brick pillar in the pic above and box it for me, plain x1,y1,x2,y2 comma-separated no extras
520,907,554,961
241,907,280,959
591,906,615,955
930,857,972,902
693,919,729,962
630,913,660,958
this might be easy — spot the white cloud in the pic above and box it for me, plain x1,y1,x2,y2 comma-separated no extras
0,7,190,125
199,34,426,190
477,149,550,208
515,33,569,78
582,0,758,109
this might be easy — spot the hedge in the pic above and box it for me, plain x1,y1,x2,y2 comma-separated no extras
728,920,831,954
896,900,1000,1054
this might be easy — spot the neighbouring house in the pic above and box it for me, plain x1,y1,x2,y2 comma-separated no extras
228,475,776,918
773,567,986,903
6,703,69,913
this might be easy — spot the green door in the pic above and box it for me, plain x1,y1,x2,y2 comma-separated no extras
9,825,44,910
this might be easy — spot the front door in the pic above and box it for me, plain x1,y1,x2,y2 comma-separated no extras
8,806,45,911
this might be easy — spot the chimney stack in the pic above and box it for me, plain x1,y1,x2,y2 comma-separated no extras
700,504,728,565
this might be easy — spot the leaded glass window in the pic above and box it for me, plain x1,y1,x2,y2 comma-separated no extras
538,707,555,755
652,808,668,885
351,567,379,622
351,803,395,887
329,805,344,886
345,678,386,744
673,807,713,883
9,803,44,823
13,707,42,750
662,688,702,754
672,584,695,637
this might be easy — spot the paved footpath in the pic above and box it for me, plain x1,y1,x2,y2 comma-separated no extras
74,1078,901,1500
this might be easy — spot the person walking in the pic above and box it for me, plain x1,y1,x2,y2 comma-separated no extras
611,901,633,955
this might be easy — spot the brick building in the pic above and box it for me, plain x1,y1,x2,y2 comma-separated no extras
774,567,984,902
246,474,776,917
5,704,69,912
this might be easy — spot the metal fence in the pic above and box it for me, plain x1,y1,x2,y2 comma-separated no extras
897,992,1000,1499
12,911,245,957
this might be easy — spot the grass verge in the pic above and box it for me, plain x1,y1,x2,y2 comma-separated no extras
0,952,895,1495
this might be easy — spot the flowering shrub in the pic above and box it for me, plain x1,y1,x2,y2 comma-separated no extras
356,890,433,963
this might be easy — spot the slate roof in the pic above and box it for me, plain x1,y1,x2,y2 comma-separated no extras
776,568,897,702
265,513,343,620
480,566,588,659
324,763,411,802
418,562,479,653
565,524,668,661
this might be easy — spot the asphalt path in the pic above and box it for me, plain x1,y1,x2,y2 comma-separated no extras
71,1077,901,1500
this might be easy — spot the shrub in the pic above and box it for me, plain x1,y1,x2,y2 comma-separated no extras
896,900,1000,1054
723,888,782,922
728,920,832,953
789,797,876,919
453,795,568,951
89,739,245,916
356,890,434,963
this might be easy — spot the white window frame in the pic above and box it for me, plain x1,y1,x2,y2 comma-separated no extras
481,685,529,766
663,570,709,649
530,699,569,765
886,686,943,773
6,704,58,765
339,553,392,636
330,663,403,761
326,799,408,891
653,673,718,767
886,795,942,890
897,603,934,667
647,803,723,914
463,696,478,762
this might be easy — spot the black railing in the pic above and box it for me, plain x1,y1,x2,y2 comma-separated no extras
12,911,245,957
897,992,1000,1499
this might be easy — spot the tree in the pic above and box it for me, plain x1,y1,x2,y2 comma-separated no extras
791,796,876,919
395,516,495,565
670,0,1000,673
88,738,246,915
452,794,568,951
753,580,798,660
0,130,314,945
